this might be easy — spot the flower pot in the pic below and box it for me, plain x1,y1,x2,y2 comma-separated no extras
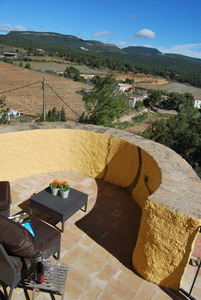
50,187,59,196
60,189,70,198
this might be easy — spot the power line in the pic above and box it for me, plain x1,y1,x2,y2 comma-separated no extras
0,78,80,120
46,83,80,118
0,81,41,95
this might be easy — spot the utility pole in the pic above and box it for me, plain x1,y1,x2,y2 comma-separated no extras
42,77,46,121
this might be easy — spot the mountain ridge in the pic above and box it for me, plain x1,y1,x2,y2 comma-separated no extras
1,30,201,88
1,30,200,62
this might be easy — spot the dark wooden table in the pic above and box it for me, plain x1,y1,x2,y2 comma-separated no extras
30,187,88,232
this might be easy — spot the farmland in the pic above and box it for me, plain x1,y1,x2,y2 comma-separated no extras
149,81,201,98
14,60,109,75
0,61,88,120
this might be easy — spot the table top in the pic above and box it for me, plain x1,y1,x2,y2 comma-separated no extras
30,187,88,217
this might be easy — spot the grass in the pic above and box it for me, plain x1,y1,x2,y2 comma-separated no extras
115,110,172,132
14,60,108,75
150,82,201,99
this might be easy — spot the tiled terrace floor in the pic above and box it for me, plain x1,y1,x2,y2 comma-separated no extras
3,171,201,299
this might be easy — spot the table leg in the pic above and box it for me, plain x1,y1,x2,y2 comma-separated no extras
80,202,87,212
61,221,64,232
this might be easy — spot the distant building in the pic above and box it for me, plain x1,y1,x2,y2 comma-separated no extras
194,99,201,109
3,52,18,58
118,83,133,94
129,95,148,108
84,89,92,95
4,110,21,121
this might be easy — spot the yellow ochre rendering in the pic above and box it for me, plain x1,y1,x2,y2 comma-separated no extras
0,123,200,290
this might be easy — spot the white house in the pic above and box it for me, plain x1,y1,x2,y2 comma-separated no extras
118,83,133,94
5,110,21,121
194,99,201,109
129,95,148,108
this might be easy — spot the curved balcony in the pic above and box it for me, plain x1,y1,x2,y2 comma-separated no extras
0,122,200,292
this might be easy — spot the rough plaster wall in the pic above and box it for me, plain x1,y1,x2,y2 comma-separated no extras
0,127,199,290
133,201,200,289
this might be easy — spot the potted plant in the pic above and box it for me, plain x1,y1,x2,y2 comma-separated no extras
59,181,70,198
49,180,60,196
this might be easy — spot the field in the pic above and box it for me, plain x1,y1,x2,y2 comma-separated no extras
14,60,108,75
149,82,201,98
1,59,201,125
0,61,88,120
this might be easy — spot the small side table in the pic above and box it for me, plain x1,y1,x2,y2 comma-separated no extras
18,264,68,300
30,187,88,232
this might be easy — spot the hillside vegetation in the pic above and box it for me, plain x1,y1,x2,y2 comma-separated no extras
1,31,201,88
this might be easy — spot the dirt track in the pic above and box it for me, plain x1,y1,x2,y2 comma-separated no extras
0,62,87,120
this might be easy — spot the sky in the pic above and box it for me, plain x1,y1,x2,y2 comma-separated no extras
0,0,201,58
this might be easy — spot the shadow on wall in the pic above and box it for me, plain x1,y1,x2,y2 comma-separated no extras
76,145,154,271
76,178,142,271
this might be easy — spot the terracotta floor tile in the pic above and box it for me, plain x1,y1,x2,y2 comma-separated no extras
99,290,124,300
67,267,91,290
2,171,193,300
89,243,112,260
133,282,157,299
73,251,108,279
96,263,119,284
62,244,86,265
107,279,136,300
151,291,173,300
61,234,81,250
79,283,102,300
79,235,95,250
117,268,143,291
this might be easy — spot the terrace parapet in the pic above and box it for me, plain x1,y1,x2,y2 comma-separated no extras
0,122,200,289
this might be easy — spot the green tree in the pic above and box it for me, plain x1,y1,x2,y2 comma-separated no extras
40,106,67,122
0,96,8,124
79,73,129,126
64,66,81,81
25,62,31,69
148,90,162,107
125,78,134,85
143,110,201,177
60,106,67,122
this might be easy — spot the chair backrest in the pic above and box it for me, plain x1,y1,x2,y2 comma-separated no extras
0,181,11,217
0,215,37,258
0,244,20,288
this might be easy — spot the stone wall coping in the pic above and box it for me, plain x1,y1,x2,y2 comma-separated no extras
0,122,200,220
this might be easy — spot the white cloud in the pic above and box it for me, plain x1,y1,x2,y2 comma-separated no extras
135,28,156,39
93,31,113,37
159,43,201,59
0,24,28,33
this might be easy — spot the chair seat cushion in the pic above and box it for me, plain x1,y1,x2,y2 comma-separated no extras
30,215,60,253
0,216,37,258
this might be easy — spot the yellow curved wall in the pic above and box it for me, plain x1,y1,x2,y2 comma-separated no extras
0,127,200,290
0,129,160,194
133,201,200,289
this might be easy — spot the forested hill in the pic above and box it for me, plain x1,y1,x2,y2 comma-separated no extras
1,31,201,87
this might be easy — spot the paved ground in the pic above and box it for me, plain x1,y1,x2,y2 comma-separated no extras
3,171,201,299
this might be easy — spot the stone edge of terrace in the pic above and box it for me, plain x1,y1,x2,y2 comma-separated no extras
0,121,200,220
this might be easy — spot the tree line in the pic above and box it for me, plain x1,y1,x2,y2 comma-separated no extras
1,33,201,87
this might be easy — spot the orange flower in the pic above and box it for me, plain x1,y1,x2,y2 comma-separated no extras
59,180,70,192
60,181,68,185
50,179,60,188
